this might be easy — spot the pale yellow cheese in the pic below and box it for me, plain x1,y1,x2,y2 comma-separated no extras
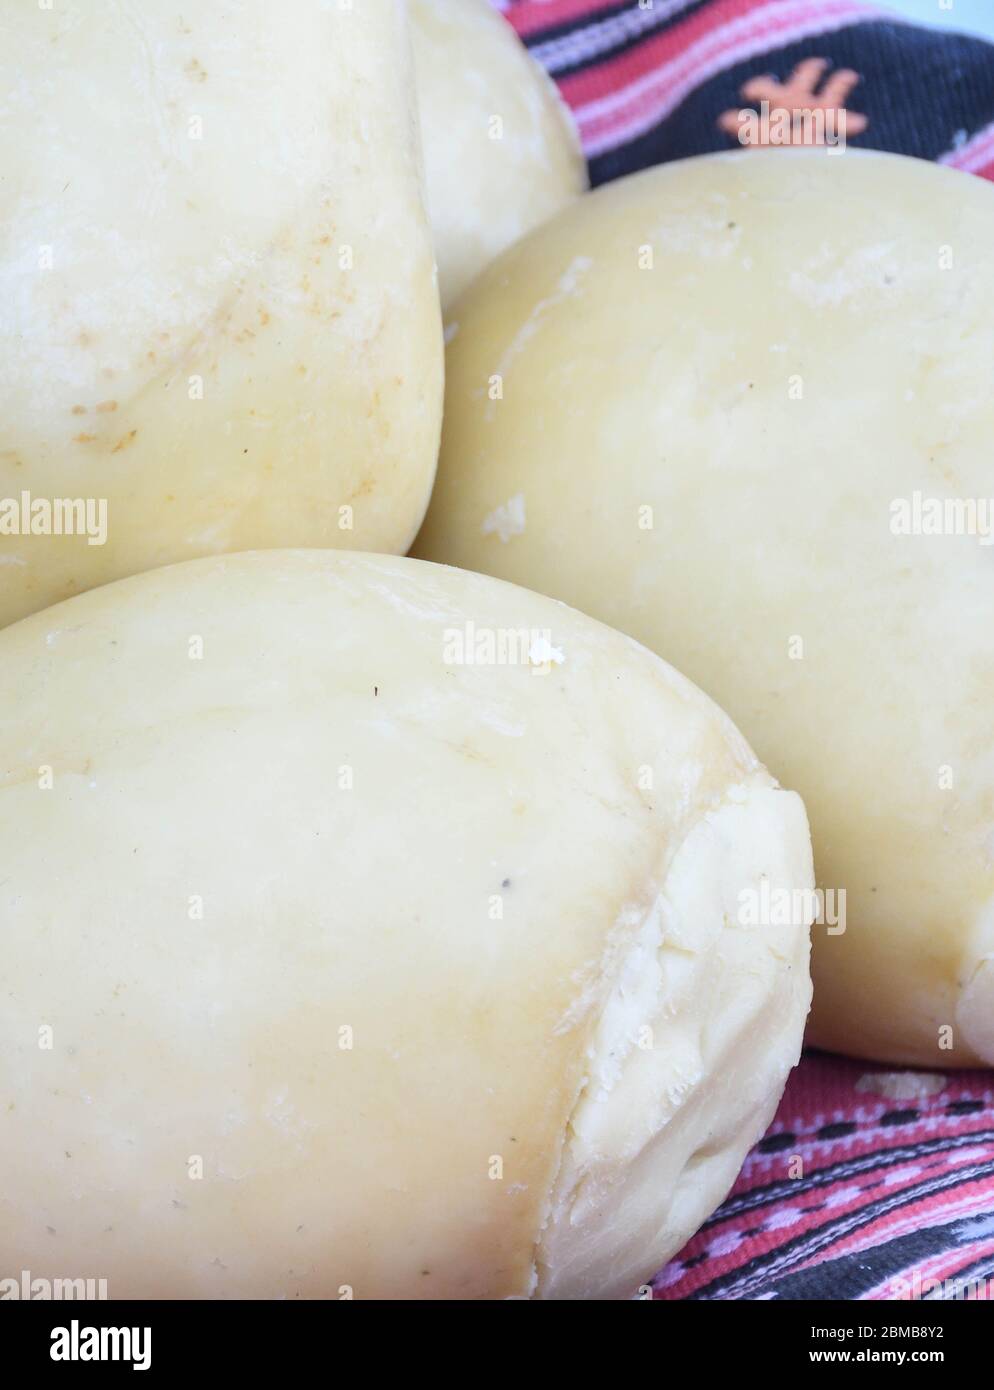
411,0,586,310
0,0,442,629
0,550,812,1299
415,149,994,1068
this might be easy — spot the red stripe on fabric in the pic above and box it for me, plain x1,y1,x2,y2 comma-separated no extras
558,0,769,107
811,1192,994,1295
941,120,994,173
501,0,625,41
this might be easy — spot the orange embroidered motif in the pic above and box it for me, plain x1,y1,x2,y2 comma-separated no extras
719,58,869,148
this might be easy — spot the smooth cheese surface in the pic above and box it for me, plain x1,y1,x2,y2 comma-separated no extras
414,149,994,1068
0,0,442,628
411,0,586,310
0,550,812,1299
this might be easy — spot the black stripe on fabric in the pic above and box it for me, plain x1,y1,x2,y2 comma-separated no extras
584,21,994,186
879,1108,922,1126
815,1121,859,1140
687,1157,994,1299
700,1128,994,1225
756,1130,798,1152
522,0,714,81
947,1100,986,1115
743,1212,994,1300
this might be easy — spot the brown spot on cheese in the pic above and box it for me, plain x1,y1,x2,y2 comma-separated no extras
111,430,138,453
348,477,375,501
95,400,118,413
71,405,87,416
72,433,97,444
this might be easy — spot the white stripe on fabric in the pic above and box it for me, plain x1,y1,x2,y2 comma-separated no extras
530,0,701,75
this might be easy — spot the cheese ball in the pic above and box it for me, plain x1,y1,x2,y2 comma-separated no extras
414,149,994,1069
0,550,812,1300
0,0,442,629
411,0,586,310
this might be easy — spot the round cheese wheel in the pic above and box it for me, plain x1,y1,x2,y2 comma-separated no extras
414,149,994,1069
411,0,586,310
0,1,442,630
0,549,812,1300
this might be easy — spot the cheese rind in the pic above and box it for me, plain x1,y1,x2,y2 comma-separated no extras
415,149,994,1068
411,0,586,310
0,0,443,628
0,550,812,1299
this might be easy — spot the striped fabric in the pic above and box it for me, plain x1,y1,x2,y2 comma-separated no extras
487,0,994,1300
499,0,994,184
655,1055,994,1300
942,118,994,175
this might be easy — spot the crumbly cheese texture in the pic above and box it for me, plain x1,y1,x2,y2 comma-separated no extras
411,0,586,310
0,550,812,1299
0,0,442,628
414,149,994,1069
